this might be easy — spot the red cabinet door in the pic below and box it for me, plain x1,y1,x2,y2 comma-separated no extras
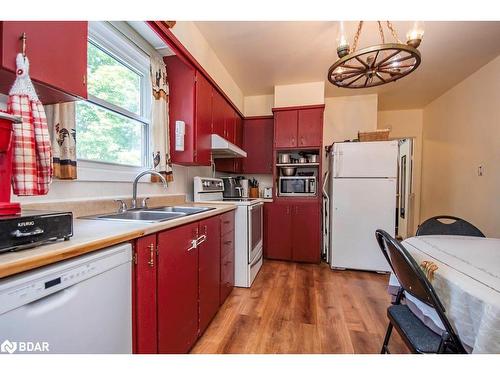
265,202,293,260
133,235,157,354
225,106,236,143
0,21,88,102
274,110,298,148
235,115,243,147
220,243,235,304
242,117,274,174
212,90,225,137
298,108,323,147
291,202,321,263
164,56,196,165
157,223,199,353
198,216,221,335
195,71,212,166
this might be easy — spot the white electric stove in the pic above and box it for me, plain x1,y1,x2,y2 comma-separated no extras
193,177,263,287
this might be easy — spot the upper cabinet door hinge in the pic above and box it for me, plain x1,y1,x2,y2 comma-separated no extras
133,252,137,265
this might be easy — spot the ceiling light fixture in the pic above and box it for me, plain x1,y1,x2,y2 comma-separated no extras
328,21,424,89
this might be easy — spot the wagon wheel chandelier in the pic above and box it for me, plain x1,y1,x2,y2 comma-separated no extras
328,21,424,89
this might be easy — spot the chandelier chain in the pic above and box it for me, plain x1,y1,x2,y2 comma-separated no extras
386,21,403,44
377,21,385,44
351,21,364,53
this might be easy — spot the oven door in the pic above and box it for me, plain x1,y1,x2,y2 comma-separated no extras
247,202,263,263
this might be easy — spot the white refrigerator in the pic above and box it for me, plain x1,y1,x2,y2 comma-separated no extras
328,141,398,272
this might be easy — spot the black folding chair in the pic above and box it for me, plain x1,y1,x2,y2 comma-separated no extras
416,215,485,237
375,229,467,354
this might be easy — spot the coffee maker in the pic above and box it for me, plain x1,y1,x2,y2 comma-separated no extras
221,176,243,198
0,112,21,216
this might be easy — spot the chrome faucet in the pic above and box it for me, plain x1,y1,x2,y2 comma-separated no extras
131,170,168,209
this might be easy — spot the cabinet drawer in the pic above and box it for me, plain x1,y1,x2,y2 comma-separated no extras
220,211,235,235
220,250,234,305
221,230,235,258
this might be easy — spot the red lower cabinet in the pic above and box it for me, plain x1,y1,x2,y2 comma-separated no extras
157,222,199,354
133,211,236,354
133,235,158,354
265,202,293,261
291,202,321,263
220,230,235,304
264,201,321,263
198,216,221,335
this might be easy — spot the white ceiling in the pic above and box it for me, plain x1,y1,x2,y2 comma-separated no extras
195,21,500,110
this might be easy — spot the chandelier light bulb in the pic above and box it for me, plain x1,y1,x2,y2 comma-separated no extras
336,21,350,58
406,21,425,48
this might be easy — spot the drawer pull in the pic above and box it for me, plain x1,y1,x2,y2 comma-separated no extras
148,243,155,267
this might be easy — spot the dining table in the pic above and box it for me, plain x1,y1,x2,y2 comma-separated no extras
387,235,500,354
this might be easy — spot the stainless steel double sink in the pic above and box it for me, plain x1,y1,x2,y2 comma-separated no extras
85,206,215,223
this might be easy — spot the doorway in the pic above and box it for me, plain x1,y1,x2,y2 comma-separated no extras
397,138,413,239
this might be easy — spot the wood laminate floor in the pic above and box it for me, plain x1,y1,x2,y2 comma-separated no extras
192,260,410,354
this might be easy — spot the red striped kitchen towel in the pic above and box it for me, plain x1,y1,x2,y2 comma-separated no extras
7,53,52,195
8,95,52,195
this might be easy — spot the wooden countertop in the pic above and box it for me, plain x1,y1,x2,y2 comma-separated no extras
0,203,236,279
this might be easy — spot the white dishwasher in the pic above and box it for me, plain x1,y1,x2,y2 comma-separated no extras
0,243,132,354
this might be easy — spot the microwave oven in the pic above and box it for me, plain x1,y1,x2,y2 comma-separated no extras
278,176,316,197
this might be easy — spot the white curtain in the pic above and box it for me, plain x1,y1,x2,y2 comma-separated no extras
150,56,173,182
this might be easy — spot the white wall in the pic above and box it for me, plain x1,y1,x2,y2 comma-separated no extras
243,95,274,117
274,82,325,108
323,94,378,146
421,55,500,237
171,22,244,112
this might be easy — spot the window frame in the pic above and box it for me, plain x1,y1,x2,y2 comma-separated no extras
76,21,152,180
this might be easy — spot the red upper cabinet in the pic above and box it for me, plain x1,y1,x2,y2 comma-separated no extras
157,223,199,354
224,106,235,143
165,56,213,166
0,21,88,103
198,216,221,335
164,56,196,165
235,115,243,148
291,202,321,263
133,235,158,354
212,90,225,137
274,110,298,148
273,105,324,149
242,117,274,174
194,71,213,166
298,107,323,147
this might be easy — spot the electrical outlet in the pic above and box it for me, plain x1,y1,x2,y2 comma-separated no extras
478,165,484,176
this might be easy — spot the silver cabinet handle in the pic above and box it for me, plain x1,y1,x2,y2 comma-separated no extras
11,228,44,238
196,234,207,246
187,240,198,251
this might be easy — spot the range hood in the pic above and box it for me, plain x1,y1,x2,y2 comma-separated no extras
210,134,247,159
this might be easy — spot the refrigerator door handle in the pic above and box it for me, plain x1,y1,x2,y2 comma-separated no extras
335,150,343,177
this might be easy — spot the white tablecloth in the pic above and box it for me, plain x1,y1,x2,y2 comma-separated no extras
388,235,500,353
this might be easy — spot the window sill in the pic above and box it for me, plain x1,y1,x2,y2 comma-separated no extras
76,160,149,182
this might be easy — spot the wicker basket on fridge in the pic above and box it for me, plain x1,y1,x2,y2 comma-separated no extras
358,128,390,142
